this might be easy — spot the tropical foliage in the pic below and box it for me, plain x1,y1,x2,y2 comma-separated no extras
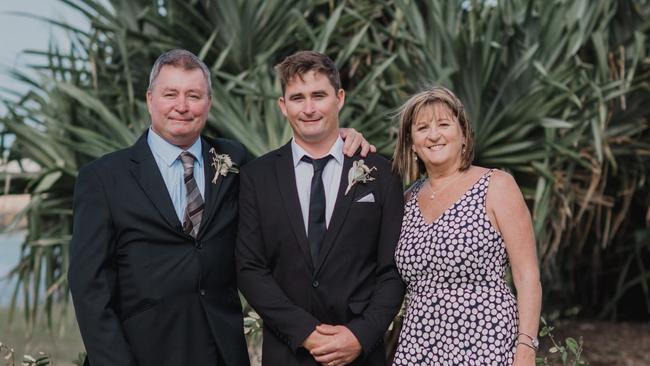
1,0,649,338
0,341,52,366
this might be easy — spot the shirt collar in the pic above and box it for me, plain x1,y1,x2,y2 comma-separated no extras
291,136,344,168
147,127,203,167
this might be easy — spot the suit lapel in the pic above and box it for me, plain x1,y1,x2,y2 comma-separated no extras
129,131,183,231
197,137,226,238
314,155,358,274
275,142,314,270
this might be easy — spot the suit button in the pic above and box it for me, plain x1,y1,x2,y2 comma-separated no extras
200,289,206,296
312,280,319,288
195,240,202,249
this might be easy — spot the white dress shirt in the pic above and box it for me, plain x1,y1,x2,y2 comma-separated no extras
291,137,344,234
147,127,205,221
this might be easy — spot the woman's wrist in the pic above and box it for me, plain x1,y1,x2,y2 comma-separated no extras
516,331,539,351
516,341,538,352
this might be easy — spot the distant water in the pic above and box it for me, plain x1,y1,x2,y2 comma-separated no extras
0,230,26,307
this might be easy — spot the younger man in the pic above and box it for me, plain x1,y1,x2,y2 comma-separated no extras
236,51,405,366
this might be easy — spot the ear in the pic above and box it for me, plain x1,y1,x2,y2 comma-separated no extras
146,90,153,113
278,96,289,117
206,93,213,108
336,89,345,111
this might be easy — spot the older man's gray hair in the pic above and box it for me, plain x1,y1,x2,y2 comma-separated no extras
148,49,212,96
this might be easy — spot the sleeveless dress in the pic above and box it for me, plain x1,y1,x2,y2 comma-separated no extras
393,169,517,365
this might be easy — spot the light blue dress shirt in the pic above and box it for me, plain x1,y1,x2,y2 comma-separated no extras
147,128,205,222
291,137,344,234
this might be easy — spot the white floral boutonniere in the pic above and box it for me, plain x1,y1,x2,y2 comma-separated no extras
345,159,376,195
209,147,239,184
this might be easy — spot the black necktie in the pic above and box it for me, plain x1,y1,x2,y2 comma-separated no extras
301,155,333,262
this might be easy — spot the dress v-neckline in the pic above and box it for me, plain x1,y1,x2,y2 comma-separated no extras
414,169,490,226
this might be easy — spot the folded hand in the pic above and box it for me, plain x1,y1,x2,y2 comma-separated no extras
310,324,362,366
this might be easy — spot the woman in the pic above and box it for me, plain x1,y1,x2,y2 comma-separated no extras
391,86,541,365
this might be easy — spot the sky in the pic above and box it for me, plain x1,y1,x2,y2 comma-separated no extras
0,1,90,300
0,0,90,113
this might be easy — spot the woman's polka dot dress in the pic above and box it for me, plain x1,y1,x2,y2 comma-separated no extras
393,170,517,365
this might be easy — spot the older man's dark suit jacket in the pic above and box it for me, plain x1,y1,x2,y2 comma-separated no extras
69,131,250,366
236,141,405,366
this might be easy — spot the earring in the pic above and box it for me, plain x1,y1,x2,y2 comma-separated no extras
462,144,466,154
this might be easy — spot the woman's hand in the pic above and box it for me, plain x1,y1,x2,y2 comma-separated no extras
512,343,537,365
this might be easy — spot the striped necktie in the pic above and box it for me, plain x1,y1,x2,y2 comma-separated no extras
180,151,204,238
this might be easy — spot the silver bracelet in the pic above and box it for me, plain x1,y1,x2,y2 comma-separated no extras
516,340,538,352
517,332,539,350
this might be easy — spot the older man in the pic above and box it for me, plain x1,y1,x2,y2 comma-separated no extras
69,49,372,366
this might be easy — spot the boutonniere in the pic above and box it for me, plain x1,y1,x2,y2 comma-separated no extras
209,147,239,184
345,159,376,195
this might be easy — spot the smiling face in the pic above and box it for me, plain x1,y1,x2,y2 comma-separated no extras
411,102,466,173
146,65,211,149
278,70,344,153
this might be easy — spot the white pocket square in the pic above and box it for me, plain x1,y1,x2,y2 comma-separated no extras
356,193,375,203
